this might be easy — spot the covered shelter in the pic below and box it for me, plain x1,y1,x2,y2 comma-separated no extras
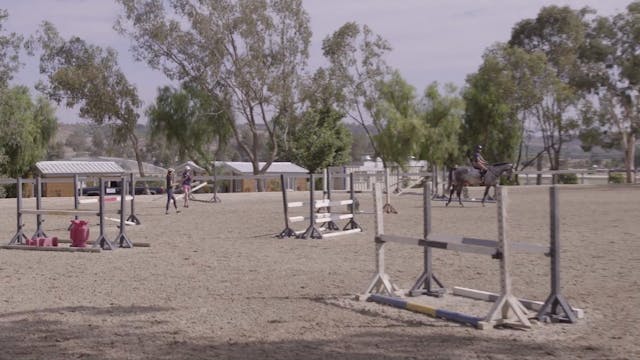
35,161,125,197
215,161,308,192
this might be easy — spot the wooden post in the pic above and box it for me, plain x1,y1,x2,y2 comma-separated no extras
409,181,445,296
362,183,397,298
537,186,577,323
94,177,113,250
32,176,47,238
383,167,398,214
127,172,141,225
114,175,133,248
483,186,531,328
278,174,296,238
9,178,28,245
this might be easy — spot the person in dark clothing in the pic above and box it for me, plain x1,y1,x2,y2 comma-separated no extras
165,168,180,215
471,145,489,183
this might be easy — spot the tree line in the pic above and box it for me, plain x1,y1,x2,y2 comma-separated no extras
0,1,638,186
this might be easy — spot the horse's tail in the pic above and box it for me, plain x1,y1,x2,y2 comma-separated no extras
447,166,455,191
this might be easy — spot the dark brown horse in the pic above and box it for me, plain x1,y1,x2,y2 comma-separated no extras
446,163,513,207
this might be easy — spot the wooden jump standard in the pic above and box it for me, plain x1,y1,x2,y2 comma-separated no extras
278,173,362,239
362,182,580,328
6,176,140,251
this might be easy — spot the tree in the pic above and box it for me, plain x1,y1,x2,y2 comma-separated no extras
322,22,393,166
147,84,232,171
417,82,463,168
281,68,352,173
463,44,548,171
0,86,57,177
116,0,312,190
578,2,640,182
509,5,591,170
374,71,423,169
286,105,351,173
31,22,149,180
0,9,22,88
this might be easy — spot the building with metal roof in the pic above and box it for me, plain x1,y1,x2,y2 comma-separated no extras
214,161,308,192
35,161,125,197
36,161,125,176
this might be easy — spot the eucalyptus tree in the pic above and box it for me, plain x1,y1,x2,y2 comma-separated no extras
0,9,24,171
31,22,149,178
321,21,394,166
116,0,312,190
509,5,591,170
416,82,463,168
463,44,549,171
578,2,640,182
374,70,423,169
0,86,57,177
147,84,232,171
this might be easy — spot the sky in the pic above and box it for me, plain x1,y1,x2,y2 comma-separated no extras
2,0,633,124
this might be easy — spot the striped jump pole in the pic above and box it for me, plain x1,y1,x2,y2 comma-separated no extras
368,294,483,328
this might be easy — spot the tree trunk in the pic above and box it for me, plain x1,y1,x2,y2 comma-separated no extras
624,132,636,183
129,133,149,194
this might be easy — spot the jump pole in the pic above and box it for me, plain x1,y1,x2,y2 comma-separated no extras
537,185,577,323
32,176,47,239
93,177,114,250
126,173,141,225
361,182,399,297
482,186,531,328
114,175,133,248
9,178,29,245
299,173,323,239
383,167,397,214
277,173,297,238
408,181,445,296
68,174,80,230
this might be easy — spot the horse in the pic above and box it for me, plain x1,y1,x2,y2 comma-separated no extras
446,162,514,207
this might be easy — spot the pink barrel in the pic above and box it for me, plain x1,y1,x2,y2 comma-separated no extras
69,220,90,247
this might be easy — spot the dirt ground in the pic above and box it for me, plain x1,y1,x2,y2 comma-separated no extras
0,184,638,360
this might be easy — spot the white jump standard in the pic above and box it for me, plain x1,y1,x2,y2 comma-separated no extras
278,173,362,239
362,182,581,328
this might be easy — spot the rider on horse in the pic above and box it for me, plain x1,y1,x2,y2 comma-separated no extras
471,145,488,184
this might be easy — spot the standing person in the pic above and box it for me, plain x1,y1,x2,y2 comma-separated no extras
165,168,180,215
471,145,489,184
181,165,192,208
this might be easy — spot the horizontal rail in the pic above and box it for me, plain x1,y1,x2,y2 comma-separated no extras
20,209,100,216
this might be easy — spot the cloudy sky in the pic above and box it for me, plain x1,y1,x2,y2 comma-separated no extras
3,0,633,123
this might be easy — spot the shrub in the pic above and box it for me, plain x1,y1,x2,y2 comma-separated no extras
608,172,625,184
557,173,578,184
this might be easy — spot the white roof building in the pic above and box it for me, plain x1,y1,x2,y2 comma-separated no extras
36,161,124,176
215,161,308,174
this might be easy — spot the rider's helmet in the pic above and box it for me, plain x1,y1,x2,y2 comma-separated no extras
475,144,483,151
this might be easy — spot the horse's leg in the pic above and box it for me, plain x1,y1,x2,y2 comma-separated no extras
446,185,455,207
481,185,491,207
457,185,464,207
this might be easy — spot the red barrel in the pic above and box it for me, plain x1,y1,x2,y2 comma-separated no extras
69,220,90,247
